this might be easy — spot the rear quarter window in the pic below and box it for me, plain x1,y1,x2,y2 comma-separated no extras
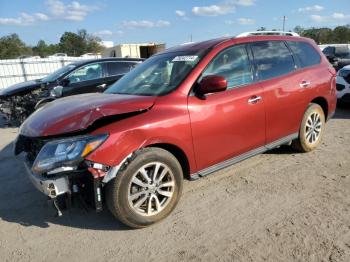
288,41,321,68
251,41,296,81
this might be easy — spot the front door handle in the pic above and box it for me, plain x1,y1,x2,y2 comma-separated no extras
248,95,262,104
299,81,311,88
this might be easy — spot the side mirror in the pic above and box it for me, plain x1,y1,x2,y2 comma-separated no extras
50,85,63,97
197,75,227,96
61,78,70,87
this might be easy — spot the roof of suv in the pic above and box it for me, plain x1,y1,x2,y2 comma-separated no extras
160,34,310,55
163,37,230,53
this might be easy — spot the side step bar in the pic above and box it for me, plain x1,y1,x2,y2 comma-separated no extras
190,133,298,180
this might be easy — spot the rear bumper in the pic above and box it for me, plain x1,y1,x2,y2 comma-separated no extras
23,161,71,198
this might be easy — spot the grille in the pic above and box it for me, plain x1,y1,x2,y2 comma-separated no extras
336,83,346,91
15,135,47,164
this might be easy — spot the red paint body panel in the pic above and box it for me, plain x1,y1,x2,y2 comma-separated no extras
188,82,265,170
86,93,197,172
21,35,337,177
19,93,156,137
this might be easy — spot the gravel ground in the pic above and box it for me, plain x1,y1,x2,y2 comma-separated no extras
0,108,350,262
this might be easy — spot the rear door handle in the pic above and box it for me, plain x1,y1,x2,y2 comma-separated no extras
248,96,262,104
299,81,311,88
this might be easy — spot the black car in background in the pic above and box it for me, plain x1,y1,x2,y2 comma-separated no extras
322,45,350,71
0,58,144,124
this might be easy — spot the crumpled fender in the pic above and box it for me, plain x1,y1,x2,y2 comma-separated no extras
19,93,156,137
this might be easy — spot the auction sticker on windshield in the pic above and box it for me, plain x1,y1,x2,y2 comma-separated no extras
172,56,198,62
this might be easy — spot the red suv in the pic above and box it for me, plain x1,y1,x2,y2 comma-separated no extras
15,34,336,228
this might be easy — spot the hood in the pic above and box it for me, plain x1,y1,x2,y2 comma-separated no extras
0,80,43,97
19,93,156,137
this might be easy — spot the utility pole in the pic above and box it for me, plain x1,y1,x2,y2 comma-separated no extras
190,33,193,42
282,16,286,31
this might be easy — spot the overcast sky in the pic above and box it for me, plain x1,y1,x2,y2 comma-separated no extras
0,0,349,47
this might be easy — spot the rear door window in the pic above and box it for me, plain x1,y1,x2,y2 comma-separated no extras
106,62,135,76
251,41,296,81
288,41,321,68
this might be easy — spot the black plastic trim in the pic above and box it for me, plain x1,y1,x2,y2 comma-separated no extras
190,133,298,180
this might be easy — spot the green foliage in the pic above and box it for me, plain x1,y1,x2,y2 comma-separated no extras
294,25,350,44
0,34,32,59
59,29,104,56
32,40,59,57
0,29,104,59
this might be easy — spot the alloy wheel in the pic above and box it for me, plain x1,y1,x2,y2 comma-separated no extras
127,162,175,216
305,112,322,144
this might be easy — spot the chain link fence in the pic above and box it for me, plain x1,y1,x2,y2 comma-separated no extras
0,56,99,90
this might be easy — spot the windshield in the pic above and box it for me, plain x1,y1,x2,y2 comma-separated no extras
105,51,204,96
41,64,77,82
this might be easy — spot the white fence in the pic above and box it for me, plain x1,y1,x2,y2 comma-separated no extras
0,56,100,90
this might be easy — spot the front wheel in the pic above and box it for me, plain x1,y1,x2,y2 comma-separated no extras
292,103,325,152
106,148,183,228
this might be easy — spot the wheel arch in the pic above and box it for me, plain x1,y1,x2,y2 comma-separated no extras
145,143,191,180
311,97,328,120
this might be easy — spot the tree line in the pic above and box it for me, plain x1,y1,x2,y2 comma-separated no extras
0,29,104,59
1,25,349,60
257,25,350,44
294,25,350,44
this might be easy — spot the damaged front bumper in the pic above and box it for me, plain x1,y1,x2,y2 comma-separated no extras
23,160,71,198
21,155,108,216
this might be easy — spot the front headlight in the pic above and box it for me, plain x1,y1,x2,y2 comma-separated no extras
32,134,108,175
337,69,350,78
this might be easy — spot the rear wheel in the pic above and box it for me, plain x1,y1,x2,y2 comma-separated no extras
106,148,183,228
292,103,325,152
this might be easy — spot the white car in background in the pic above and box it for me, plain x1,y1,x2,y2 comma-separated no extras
48,53,68,58
80,53,101,58
336,65,350,104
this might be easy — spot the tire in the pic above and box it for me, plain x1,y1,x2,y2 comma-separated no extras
106,148,183,228
292,103,325,152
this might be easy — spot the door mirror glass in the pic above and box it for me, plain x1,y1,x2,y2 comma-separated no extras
198,75,227,95
50,85,63,97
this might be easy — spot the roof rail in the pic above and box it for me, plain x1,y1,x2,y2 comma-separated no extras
236,31,300,38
